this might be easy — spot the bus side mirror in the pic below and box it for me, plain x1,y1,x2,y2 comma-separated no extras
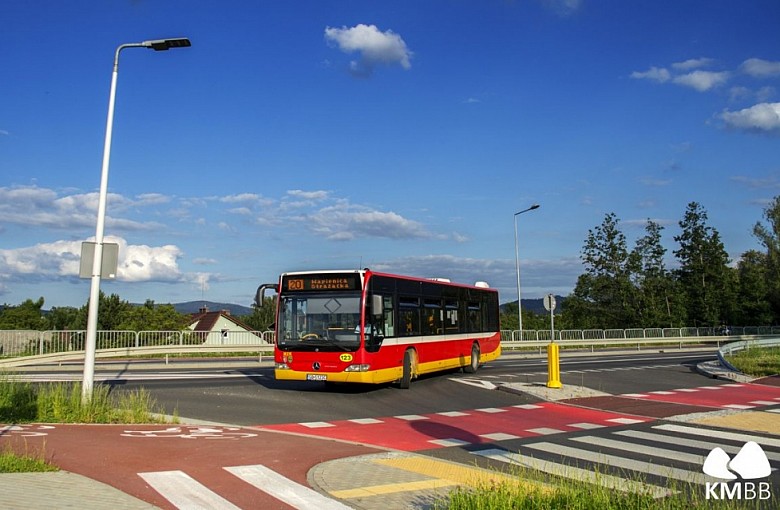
371,295,383,317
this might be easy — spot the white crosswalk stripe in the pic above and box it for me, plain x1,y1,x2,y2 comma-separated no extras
140,464,351,510
139,470,241,510
569,435,706,465
613,429,780,461
224,464,351,510
523,441,709,484
474,448,674,498
472,422,780,496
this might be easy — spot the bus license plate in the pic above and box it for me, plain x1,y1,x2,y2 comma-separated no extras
307,374,327,381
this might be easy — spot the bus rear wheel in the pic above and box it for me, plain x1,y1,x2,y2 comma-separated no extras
464,342,480,374
400,349,414,389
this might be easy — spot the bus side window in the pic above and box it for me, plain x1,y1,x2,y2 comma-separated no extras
399,297,420,336
445,299,458,334
467,302,481,332
423,299,442,335
383,296,394,337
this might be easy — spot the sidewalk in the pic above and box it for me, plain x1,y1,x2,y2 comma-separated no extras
1,472,158,510
2,360,780,510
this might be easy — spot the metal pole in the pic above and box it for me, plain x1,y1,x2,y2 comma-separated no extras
82,45,129,402
514,215,521,336
513,204,539,340
82,39,189,402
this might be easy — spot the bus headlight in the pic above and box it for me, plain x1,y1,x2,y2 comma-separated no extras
344,364,370,372
275,363,290,370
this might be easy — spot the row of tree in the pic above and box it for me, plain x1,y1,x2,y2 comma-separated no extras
0,292,277,332
0,295,190,332
2,198,779,332
553,198,780,330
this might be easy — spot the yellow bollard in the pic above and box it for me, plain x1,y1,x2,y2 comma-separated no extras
547,342,562,388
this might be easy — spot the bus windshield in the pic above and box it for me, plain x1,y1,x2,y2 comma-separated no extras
277,293,361,352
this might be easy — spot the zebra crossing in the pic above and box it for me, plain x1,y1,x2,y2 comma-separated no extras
471,421,780,497
139,464,351,510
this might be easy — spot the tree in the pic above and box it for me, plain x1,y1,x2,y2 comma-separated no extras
0,297,46,330
566,213,639,328
735,250,773,325
499,302,547,331
116,300,190,331
73,292,133,330
240,297,277,331
753,195,780,322
44,306,81,330
673,202,735,327
630,220,685,327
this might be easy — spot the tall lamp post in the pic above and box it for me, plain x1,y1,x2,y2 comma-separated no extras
82,38,191,402
513,204,539,340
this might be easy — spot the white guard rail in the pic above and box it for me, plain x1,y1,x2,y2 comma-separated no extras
0,327,778,367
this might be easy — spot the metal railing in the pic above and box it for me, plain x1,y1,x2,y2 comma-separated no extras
1,326,778,367
505,326,780,342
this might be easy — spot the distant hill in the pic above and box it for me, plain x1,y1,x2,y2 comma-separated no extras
173,301,254,316
500,296,565,315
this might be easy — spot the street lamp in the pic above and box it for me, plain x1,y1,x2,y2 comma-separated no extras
82,38,191,402
513,204,539,340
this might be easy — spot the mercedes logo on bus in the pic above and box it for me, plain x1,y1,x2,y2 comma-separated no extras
312,362,321,371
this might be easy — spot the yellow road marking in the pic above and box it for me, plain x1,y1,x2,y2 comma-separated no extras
329,455,545,499
329,478,458,498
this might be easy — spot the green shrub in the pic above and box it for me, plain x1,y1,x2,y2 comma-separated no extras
0,375,171,424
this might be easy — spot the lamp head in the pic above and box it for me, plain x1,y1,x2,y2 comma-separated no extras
143,38,192,51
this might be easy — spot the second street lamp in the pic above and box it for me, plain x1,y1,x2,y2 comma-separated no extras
82,38,191,402
513,204,539,339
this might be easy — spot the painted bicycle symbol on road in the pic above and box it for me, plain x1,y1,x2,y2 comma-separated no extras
0,425,55,437
121,425,258,440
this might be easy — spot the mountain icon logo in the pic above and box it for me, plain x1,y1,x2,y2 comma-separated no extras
703,441,771,480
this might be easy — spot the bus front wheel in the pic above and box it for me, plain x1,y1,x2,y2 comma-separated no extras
400,349,414,389
464,342,480,374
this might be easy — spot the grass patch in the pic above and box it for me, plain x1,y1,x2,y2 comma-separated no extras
435,468,775,510
0,450,58,473
725,346,780,377
0,375,173,424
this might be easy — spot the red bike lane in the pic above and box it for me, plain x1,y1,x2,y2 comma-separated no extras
1,423,378,509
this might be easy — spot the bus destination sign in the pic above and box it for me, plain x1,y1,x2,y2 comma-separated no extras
284,273,360,292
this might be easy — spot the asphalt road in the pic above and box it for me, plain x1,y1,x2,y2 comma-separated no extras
108,349,719,426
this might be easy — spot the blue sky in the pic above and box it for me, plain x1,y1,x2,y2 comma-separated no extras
2,1,779,309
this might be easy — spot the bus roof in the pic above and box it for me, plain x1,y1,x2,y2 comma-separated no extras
279,269,493,290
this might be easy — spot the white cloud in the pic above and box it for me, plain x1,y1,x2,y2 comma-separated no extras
0,185,164,231
324,24,412,77
308,203,430,240
135,193,170,206
740,58,780,78
632,60,731,92
219,193,266,204
0,236,188,284
630,66,671,83
672,58,715,70
118,239,183,282
719,102,780,133
287,189,330,201
672,70,730,92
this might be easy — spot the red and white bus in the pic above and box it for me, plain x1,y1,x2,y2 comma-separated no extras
259,269,501,388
